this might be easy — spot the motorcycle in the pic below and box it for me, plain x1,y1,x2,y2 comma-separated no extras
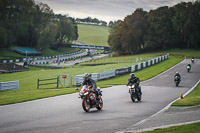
127,83,142,102
187,65,191,72
191,58,194,63
174,76,180,87
77,85,103,112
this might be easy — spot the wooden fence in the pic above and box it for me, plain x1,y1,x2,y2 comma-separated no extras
37,77,59,89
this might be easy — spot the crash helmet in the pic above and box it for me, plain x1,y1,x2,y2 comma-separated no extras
176,71,179,74
83,73,90,80
130,73,135,78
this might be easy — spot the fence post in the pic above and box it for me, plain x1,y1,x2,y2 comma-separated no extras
57,76,59,88
37,79,39,89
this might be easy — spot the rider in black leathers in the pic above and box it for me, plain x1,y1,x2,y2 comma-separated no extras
127,73,142,94
174,71,181,81
187,63,191,68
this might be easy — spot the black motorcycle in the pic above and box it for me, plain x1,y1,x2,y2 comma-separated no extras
174,76,180,87
187,65,191,72
191,58,194,63
127,83,142,102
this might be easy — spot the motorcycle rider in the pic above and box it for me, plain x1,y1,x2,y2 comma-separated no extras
174,71,181,81
127,73,142,94
191,57,194,63
82,73,99,97
187,63,191,70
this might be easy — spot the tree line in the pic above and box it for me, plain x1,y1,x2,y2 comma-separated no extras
108,1,200,55
0,0,78,50
75,17,108,26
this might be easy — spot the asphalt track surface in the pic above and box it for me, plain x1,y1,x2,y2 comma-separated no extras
0,59,199,133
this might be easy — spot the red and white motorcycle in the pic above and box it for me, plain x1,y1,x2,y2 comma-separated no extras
77,85,103,112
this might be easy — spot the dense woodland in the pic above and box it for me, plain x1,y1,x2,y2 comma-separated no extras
0,0,78,50
108,1,200,55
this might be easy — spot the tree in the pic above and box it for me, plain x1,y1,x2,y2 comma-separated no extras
38,22,58,49
108,8,148,54
145,6,174,50
0,26,7,48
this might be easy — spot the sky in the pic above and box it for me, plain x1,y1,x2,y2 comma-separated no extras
36,0,194,23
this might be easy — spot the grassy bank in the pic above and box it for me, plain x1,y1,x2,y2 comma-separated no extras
0,47,81,60
0,55,182,105
97,56,182,88
172,83,200,106
139,122,200,133
77,24,110,46
0,49,199,105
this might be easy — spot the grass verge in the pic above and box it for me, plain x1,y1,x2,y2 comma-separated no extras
172,83,200,106
0,56,182,105
138,122,200,133
97,56,182,88
1,49,199,105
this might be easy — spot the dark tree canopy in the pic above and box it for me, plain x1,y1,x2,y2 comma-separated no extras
108,0,200,55
0,0,78,49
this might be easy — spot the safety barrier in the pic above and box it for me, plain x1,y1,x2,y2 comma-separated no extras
0,49,83,63
74,54,168,86
0,80,19,91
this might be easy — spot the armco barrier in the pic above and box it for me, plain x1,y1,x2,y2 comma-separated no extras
0,80,19,91
0,49,83,64
99,70,116,80
74,54,168,86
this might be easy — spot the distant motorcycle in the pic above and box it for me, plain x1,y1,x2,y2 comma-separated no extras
174,76,180,87
127,83,142,102
77,85,103,112
187,65,191,72
191,58,194,63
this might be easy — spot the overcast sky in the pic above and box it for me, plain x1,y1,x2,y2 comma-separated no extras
36,0,194,22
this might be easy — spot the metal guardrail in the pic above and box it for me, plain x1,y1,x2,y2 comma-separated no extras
0,50,83,63
0,80,19,91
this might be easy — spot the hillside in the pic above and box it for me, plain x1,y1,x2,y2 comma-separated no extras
77,24,110,47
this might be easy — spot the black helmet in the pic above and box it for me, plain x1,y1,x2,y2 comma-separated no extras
130,73,135,78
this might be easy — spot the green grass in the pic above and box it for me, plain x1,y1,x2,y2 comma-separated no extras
0,55,181,105
97,56,182,88
0,47,81,60
77,24,110,46
138,122,200,133
0,48,25,59
166,49,200,58
172,83,200,106
0,49,198,105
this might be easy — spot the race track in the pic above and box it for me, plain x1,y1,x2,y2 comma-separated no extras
0,59,199,133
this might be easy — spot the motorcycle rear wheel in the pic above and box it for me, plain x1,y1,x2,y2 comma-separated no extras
82,97,90,112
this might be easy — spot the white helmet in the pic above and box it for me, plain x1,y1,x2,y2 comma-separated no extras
83,73,90,79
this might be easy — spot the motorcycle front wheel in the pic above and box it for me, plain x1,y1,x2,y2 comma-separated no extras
131,93,135,102
82,97,90,112
96,97,103,110
176,81,179,87
137,93,141,101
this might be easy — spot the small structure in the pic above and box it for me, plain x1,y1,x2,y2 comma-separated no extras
0,63,28,74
